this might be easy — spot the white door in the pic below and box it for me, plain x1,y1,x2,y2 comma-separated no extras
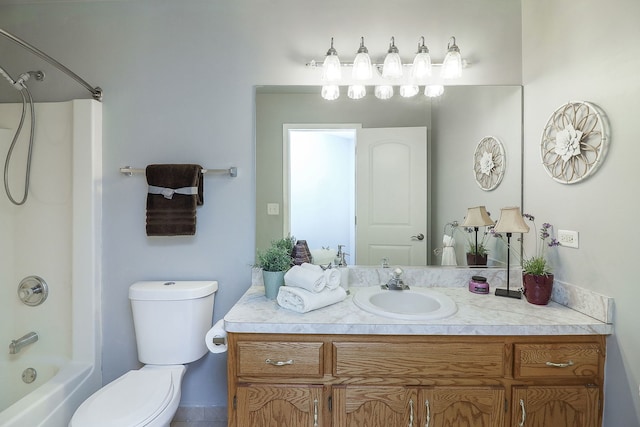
356,127,428,266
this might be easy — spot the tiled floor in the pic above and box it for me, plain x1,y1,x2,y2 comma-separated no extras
170,406,227,427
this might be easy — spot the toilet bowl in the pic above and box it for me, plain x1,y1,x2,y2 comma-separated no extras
70,281,218,427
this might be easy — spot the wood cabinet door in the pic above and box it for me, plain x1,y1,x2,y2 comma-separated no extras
420,387,505,427
332,385,418,427
512,386,599,427
236,383,324,427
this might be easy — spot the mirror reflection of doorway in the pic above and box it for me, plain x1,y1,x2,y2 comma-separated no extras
285,126,357,262
285,125,428,266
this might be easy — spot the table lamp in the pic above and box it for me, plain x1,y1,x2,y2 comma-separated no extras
461,206,494,265
493,206,529,299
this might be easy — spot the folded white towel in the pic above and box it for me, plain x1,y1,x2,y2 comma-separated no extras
277,286,347,313
323,269,341,289
284,265,325,292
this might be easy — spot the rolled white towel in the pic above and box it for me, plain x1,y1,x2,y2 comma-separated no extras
302,263,340,289
284,265,325,292
277,286,347,313
323,269,341,289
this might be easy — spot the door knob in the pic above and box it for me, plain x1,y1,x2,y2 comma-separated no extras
411,233,425,241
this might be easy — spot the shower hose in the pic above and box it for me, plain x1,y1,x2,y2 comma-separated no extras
0,66,38,206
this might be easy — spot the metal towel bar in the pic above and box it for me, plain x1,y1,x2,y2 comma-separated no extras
119,166,237,177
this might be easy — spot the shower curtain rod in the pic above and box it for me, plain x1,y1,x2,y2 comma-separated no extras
0,28,103,101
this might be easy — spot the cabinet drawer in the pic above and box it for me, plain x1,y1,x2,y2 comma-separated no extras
514,343,601,379
237,341,324,377
334,341,505,377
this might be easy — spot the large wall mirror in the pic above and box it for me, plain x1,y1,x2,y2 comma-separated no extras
256,85,523,267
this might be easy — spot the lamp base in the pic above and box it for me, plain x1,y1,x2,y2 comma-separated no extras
495,288,522,299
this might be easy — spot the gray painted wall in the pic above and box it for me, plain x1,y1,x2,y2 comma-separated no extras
15,1,639,425
522,0,640,423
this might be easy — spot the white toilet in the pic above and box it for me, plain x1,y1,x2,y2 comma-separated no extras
70,280,218,427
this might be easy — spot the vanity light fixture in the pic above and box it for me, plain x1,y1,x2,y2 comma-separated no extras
382,37,403,79
352,37,373,81
441,36,462,79
308,35,466,100
461,206,494,266
321,37,342,82
493,207,530,299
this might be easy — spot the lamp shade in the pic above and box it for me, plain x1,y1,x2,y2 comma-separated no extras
461,206,494,227
493,207,530,234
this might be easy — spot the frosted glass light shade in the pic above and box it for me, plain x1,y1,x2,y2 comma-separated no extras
352,37,373,81
382,37,403,79
374,85,393,100
411,52,432,80
322,53,341,82
441,37,462,79
412,37,432,80
382,53,403,79
399,85,419,98
321,37,341,82
347,85,366,100
321,85,340,101
424,85,444,97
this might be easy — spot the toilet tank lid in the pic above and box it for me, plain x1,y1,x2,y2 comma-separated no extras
129,281,218,301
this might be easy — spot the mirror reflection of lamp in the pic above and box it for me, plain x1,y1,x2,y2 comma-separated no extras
461,206,494,266
493,206,530,299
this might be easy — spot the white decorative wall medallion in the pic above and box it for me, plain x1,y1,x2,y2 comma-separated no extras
541,101,609,184
473,136,505,191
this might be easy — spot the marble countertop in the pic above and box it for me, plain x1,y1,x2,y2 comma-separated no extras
224,285,614,336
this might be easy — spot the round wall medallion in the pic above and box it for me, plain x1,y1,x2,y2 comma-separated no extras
473,136,505,191
541,101,609,184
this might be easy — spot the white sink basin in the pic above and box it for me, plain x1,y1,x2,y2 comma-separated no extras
353,286,457,320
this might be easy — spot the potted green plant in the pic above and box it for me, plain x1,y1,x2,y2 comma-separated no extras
463,226,490,266
255,237,294,299
520,214,560,305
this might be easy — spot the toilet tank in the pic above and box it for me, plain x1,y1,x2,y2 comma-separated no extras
129,281,218,365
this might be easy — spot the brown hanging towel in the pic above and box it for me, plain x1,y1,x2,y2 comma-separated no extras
145,164,204,236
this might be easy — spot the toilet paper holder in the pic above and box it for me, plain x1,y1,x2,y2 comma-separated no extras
211,336,226,346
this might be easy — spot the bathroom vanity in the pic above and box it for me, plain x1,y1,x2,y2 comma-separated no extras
224,284,612,427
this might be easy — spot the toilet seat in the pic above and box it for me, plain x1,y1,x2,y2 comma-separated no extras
71,368,175,427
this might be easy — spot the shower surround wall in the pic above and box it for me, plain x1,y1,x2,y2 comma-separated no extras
0,99,102,427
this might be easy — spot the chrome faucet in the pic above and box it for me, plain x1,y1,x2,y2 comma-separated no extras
383,268,409,291
9,331,38,354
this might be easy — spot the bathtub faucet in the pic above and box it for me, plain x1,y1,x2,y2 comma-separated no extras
9,331,38,354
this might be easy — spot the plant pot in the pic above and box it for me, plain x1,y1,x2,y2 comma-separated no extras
523,273,554,305
466,253,488,266
263,270,286,300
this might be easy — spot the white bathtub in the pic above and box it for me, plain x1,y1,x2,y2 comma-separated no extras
0,99,102,427
0,358,93,427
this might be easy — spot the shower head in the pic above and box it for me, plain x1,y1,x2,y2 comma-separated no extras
0,66,44,90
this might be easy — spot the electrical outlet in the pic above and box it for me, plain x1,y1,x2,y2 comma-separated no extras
558,229,579,248
267,203,280,216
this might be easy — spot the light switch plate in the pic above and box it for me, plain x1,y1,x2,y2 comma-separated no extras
558,229,579,248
